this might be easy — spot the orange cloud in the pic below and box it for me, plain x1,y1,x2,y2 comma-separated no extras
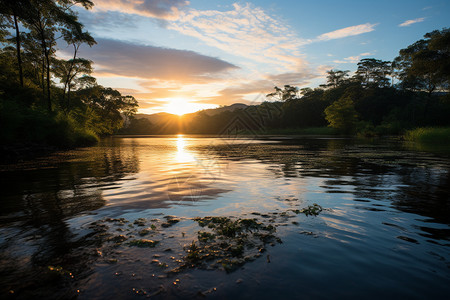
92,0,189,20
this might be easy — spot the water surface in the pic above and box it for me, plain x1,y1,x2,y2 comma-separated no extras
1,136,449,299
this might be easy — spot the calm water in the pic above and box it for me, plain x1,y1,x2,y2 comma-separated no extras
1,136,449,299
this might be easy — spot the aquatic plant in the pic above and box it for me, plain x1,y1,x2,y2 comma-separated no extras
128,239,159,248
293,203,323,216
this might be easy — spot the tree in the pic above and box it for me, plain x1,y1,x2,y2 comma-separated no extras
321,69,350,89
77,86,139,135
0,0,34,87
324,96,358,133
7,0,94,111
266,85,298,101
59,26,96,108
395,28,450,94
354,58,391,88
54,57,94,110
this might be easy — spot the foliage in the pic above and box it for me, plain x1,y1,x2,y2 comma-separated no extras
355,58,392,88
324,96,358,133
266,85,298,101
0,0,138,149
395,28,450,94
320,69,350,89
404,127,450,144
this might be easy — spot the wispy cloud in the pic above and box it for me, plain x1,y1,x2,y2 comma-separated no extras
169,3,309,71
92,0,189,20
77,10,138,31
317,23,378,41
399,18,425,27
72,38,238,83
333,52,373,64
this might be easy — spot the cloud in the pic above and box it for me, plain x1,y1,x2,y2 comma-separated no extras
399,18,425,27
92,0,189,20
265,71,319,86
169,3,309,70
214,70,319,105
73,38,238,83
76,9,138,31
333,52,373,64
317,23,378,41
88,2,308,71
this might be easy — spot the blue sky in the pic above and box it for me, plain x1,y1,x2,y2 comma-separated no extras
68,0,450,114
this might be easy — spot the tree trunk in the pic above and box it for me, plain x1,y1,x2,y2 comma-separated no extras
37,15,51,112
45,49,51,112
13,13,23,87
67,84,71,109
41,57,45,91
64,44,78,110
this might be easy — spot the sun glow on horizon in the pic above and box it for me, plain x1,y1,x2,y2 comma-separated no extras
161,98,218,116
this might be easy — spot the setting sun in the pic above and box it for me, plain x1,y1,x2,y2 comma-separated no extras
163,98,218,116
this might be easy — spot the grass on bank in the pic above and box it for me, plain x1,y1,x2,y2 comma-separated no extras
404,127,450,144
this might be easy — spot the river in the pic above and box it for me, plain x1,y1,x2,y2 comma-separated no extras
1,135,449,299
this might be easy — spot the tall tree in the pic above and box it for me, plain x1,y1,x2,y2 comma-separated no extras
19,0,93,111
54,57,93,109
266,85,299,101
60,24,96,108
0,0,33,87
395,28,450,94
354,58,392,88
321,69,350,89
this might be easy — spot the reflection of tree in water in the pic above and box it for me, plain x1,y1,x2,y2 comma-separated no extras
201,138,450,227
0,138,140,297
393,166,450,225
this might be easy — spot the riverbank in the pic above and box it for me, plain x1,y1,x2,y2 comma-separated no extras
404,127,450,144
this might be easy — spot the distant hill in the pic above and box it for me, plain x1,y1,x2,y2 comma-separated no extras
134,103,249,125
200,103,248,116
134,112,177,125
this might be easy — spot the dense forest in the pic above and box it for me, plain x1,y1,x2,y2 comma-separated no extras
0,0,138,150
123,28,450,137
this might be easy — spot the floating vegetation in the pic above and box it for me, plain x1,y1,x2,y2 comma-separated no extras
198,231,216,242
133,218,147,226
108,234,128,243
181,216,281,272
81,204,324,278
138,228,151,236
128,239,160,248
161,216,181,228
292,203,323,216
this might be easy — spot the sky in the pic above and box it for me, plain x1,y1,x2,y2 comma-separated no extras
66,0,450,115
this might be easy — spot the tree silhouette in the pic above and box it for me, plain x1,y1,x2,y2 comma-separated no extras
354,58,391,88
266,85,299,101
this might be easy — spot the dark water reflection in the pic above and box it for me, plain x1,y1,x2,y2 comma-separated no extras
0,136,449,299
